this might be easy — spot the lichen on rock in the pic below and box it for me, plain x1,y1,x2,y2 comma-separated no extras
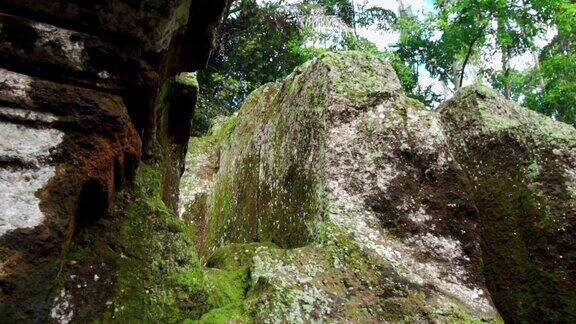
178,51,576,323
2,2,574,318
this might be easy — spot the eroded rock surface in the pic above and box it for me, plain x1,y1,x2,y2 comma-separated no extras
1,1,573,320
0,67,140,321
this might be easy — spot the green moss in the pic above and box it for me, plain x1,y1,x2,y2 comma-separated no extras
523,108,576,144
453,140,576,322
455,84,576,147
101,161,257,322
181,243,286,323
442,84,576,322
526,159,539,179
101,161,199,321
104,157,282,323
378,293,426,322
68,245,88,262
186,71,327,252
480,110,522,132
208,268,248,303
206,242,278,269
210,115,238,140
174,52,510,323
204,165,233,254
186,114,237,163
190,303,249,324
319,51,398,105
176,72,199,88
435,304,502,324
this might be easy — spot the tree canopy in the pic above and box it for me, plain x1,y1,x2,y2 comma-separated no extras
193,0,576,134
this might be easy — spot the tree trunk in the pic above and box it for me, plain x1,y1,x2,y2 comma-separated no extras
532,50,545,89
502,46,512,99
453,61,461,91
350,0,359,40
397,0,407,19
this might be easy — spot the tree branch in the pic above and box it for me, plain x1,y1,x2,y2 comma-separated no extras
459,25,487,88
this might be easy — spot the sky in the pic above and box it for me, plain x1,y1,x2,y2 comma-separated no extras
357,0,435,50
356,1,448,96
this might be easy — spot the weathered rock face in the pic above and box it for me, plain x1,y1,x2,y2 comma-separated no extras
180,52,576,322
0,0,228,321
0,68,140,320
440,87,576,322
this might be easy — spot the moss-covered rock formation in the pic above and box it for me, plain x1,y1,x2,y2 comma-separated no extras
176,51,575,322
1,3,574,320
179,51,512,322
440,86,576,322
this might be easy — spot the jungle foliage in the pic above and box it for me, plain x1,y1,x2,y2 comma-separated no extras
193,0,576,134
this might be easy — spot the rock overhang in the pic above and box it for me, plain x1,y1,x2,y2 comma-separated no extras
0,0,229,321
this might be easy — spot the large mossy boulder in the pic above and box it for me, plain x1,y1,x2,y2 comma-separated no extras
180,52,501,322
440,86,576,322
180,51,576,322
